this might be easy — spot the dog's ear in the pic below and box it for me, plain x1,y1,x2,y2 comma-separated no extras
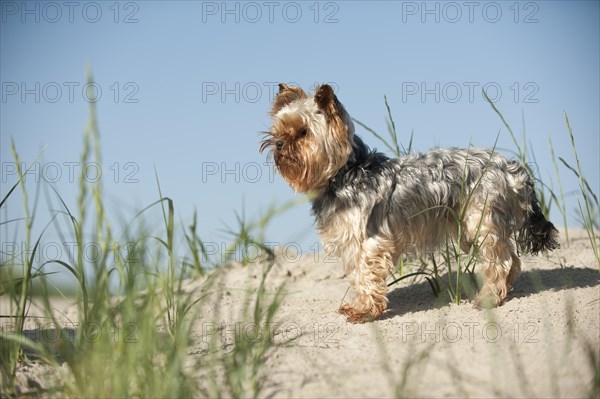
314,84,353,143
314,84,341,121
271,83,307,116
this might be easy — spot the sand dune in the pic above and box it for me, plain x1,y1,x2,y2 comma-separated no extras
190,228,599,397
7,229,599,397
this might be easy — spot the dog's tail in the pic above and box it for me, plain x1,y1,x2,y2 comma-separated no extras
518,175,560,255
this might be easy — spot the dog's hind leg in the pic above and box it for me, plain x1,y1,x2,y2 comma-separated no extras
462,205,515,308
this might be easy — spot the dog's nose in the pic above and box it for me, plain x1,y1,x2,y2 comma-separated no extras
276,141,284,150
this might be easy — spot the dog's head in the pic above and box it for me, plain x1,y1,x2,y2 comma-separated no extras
260,84,355,193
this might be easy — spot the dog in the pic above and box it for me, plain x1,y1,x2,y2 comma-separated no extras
260,83,559,323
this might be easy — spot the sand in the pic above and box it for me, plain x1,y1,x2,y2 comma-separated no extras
5,229,600,397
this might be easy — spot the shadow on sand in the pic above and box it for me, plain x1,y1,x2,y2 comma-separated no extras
383,265,599,319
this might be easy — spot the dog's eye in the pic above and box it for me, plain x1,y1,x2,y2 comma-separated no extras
299,129,308,137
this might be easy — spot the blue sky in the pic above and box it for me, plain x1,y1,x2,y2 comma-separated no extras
1,1,599,267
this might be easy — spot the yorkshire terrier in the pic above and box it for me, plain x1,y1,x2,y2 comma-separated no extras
260,84,559,323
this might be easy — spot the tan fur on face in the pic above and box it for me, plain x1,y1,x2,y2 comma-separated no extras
260,84,354,193
269,113,328,192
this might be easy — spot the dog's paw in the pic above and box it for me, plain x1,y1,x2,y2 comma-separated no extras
339,304,378,324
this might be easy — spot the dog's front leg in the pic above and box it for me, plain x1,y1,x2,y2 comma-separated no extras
339,239,393,323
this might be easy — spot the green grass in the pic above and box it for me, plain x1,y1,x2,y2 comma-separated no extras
205,257,287,398
0,72,290,398
1,78,598,398
561,113,600,269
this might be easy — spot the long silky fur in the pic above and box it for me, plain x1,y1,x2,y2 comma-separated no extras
313,136,559,257
263,83,560,323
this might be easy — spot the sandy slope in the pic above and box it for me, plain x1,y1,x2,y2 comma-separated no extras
190,229,599,398
5,229,599,397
